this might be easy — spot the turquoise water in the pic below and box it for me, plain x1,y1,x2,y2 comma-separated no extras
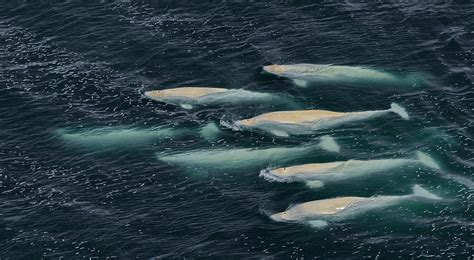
0,1,472,258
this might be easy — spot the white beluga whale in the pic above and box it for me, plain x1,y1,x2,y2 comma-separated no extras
260,151,440,188
57,122,223,150
144,87,282,109
57,126,181,149
270,185,441,228
262,64,423,87
157,136,340,170
229,103,409,137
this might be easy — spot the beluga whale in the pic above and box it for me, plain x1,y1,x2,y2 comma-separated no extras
228,103,409,137
144,87,283,109
57,126,185,149
269,185,441,228
262,64,424,87
157,135,340,171
57,122,224,150
260,151,441,188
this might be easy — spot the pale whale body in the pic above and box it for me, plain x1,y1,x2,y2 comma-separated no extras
144,87,281,109
58,127,181,148
157,136,340,170
270,185,441,228
260,151,440,188
230,103,409,137
58,122,222,149
263,64,422,87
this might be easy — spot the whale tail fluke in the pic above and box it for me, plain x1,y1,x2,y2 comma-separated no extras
390,103,409,120
416,151,441,170
413,185,442,200
403,72,434,88
318,135,341,153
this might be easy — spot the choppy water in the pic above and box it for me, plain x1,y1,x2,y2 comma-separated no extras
0,1,472,258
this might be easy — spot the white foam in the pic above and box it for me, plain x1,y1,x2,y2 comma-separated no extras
219,118,243,131
259,168,291,182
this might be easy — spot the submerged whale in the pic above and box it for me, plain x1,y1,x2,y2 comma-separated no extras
263,64,423,87
57,122,222,149
260,151,440,188
229,103,409,137
270,185,441,228
144,87,281,109
157,135,340,170
57,126,181,148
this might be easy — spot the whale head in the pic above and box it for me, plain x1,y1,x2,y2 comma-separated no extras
270,212,286,222
263,65,288,75
270,208,302,222
144,90,166,100
271,167,289,176
236,118,254,127
266,167,294,180
259,168,292,182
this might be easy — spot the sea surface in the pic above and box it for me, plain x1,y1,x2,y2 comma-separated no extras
0,0,472,258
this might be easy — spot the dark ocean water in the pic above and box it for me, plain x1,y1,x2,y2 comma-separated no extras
0,0,472,258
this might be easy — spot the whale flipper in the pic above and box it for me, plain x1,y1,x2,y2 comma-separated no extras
270,130,289,137
292,79,308,87
306,180,325,189
308,220,328,228
180,104,193,110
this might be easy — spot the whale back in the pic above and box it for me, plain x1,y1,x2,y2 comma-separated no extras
272,162,343,177
57,126,181,149
320,65,396,80
265,64,397,81
264,64,331,75
145,87,228,100
158,145,317,170
244,110,347,125
286,197,365,218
